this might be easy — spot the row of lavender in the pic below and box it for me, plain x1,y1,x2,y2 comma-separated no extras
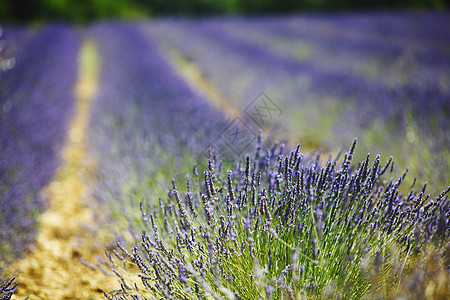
0,26,79,266
213,12,450,138
149,12,450,128
214,12,450,91
147,12,450,190
87,23,233,238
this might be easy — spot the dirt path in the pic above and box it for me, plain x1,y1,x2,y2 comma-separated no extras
11,40,117,299
164,47,242,120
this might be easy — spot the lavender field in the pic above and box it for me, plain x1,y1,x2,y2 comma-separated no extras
0,11,449,300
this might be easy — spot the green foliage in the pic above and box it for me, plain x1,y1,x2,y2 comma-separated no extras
1,0,446,23
1,0,146,23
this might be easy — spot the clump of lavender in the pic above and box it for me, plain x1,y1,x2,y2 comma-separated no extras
105,140,449,299
0,277,18,300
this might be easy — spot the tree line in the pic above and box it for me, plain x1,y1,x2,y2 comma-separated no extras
1,0,447,23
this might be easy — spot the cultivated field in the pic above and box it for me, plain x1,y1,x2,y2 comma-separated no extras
1,12,449,299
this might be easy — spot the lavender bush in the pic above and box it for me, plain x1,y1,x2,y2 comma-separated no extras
104,139,449,299
0,25,79,262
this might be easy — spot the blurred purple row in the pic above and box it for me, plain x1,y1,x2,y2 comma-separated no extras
87,23,232,216
148,12,450,148
0,25,79,261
